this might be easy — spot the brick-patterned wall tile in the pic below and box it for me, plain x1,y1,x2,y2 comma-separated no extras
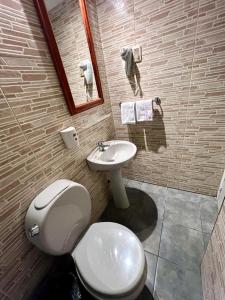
1,0,225,298
181,0,225,195
0,90,53,300
201,199,225,300
96,0,225,196
0,0,114,299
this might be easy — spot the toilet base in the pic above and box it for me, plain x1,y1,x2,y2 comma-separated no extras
76,260,148,300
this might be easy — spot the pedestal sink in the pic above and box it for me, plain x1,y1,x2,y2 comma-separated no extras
87,140,137,209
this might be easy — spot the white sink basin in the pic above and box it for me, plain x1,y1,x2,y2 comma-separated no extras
87,140,137,171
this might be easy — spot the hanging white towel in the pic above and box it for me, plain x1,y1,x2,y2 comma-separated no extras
136,99,153,122
121,102,136,125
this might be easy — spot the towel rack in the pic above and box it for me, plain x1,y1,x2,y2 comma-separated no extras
119,96,161,107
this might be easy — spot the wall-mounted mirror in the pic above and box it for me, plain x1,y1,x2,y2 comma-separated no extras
34,0,104,115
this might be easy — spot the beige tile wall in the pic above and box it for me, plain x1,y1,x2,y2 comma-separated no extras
201,175,225,299
96,0,225,196
1,0,225,298
201,197,225,300
0,0,114,299
48,0,99,104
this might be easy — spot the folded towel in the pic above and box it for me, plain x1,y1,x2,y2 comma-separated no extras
121,102,136,125
136,99,153,122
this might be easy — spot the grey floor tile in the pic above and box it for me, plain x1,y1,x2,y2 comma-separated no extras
137,218,163,256
200,196,218,234
123,177,129,185
201,219,214,235
164,196,202,231
154,257,203,300
123,178,142,189
141,182,168,197
167,188,203,204
203,233,211,251
107,180,213,300
145,251,158,293
140,182,167,219
159,223,204,272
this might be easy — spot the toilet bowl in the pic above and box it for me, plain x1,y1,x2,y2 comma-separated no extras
25,179,147,300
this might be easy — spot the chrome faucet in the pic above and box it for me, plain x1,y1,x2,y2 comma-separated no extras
97,141,109,152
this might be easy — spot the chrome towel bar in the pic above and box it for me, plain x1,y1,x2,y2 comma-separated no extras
119,97,161,107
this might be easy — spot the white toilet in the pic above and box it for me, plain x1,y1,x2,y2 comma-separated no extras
25,179,147,300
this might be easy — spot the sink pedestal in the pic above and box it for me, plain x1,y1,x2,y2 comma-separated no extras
109,169,129,209
87,140,137,208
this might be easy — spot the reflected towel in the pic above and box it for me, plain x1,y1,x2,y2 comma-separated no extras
121,102,136,125
136,100,153,122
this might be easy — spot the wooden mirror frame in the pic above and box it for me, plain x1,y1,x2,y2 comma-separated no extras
33,0,104,115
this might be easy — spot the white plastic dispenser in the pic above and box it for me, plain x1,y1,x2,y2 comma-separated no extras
60,126,79,149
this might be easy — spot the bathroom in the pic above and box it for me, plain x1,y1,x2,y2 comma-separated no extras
0,0,225,299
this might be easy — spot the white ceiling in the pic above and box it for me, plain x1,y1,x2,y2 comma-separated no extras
44,0,64,11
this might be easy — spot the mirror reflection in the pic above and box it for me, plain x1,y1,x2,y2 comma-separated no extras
44,0,98,105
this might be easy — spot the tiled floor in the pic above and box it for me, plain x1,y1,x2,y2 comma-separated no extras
123,179,218,300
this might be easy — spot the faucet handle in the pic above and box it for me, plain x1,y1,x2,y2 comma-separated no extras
97,141,104,146
97,141,109,151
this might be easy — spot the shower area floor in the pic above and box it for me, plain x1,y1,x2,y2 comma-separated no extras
101,178,218,300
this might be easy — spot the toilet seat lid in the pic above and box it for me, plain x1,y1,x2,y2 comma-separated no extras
73,222,145,296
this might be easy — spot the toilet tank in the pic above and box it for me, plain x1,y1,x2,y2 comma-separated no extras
25,179,92,255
